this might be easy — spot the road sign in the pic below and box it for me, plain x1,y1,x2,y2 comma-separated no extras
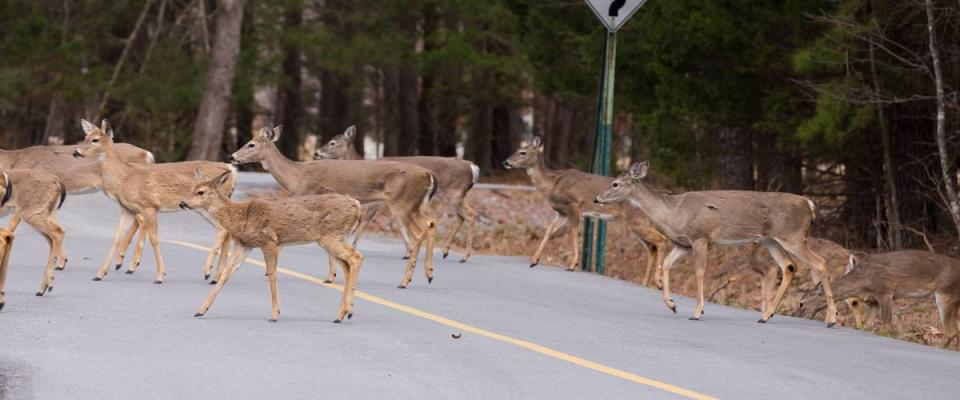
585,0,649,32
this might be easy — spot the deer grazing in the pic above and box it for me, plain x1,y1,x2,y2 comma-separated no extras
0,169,67,299
230,126,437,289
73,119,237,284
594,161,839,326
0,133,156,273
799,250,960,348
502,137,668,285
315,126,480,263
181,170,364,323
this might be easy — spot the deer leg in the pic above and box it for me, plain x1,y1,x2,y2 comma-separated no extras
778,239,837,327
759,265,779,315
660,246,689,314
0,231,13,310
875,293,895,333
24,214,64,296
638,241,656,287
7,215,21,232
204,229,229,281
126,214,149,274
690,239,709,320
352,205,379,247
397,214,426,289
846,298,867,329
323,238,364,322
457,202,477,263
566,207,582,272
531,214,563,268
210,233,231,284
195,244,252,318
758,242,795,323
934,292,959,349
113,218,140,271
422,216,437,283
94,210,136,281
140,210,166,284
263,244,281,322
323,255,337,283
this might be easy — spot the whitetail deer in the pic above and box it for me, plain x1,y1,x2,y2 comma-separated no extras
502,137,668,284
0,133,156,273
73,119,237,284
230,126,437,289
799,250,960,348
315,126,480,263
595,161,840,326
0,228,14,311
0,170,67,298
181,169,364,322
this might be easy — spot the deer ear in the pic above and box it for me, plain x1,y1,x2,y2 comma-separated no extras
531,136,542,148
629,162,649,181
269,125,283,142
81,119,96,135
344,126,356,140
195,169,210,182
216,170,233,186
101,120,114,140
845,255,857,275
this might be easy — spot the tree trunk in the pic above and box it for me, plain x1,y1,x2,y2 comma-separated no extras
187,0,247,161
417,2,438,156
276,5,303,159
925,0,960,247
396,64,419,156
870,39,902,249
718,127,754,190
467,105,493,171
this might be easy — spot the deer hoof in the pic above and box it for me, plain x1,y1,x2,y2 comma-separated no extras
55,266,64,271
204,273,211,280
125,270,134,275
322,279,333,284
209,280,217,285
92,276,102,281
35,291,44,297
757,318,768,324
152,280,163,285
115,263,122,271
669,305,677,314
458,258,467,264
529,263,537,268
688,317,700,321
268,318,277,323
826,322,836,328
347,313,353,320
333,319,342,324
428,277,433,284
0,302,4,311
194,313,204,318
442,251,449,259
402,255,410,260
47,286,53,293
397,284,407,289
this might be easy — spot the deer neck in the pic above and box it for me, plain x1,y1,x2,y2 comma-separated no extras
98,144,133,192
207,195,250,235
262,143,305,193
345,143,363,160
527,155,556,194
628,183,682,237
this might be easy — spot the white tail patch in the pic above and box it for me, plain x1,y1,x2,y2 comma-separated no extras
845,254,857,275
146,151,156,164
422,174,435,209
806,198,816,218
469,163,480,185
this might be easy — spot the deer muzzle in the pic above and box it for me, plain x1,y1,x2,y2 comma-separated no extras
72,150,84,158
178,201,190,210
502,160,512,169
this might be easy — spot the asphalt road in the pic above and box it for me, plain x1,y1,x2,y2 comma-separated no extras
0,172,958,400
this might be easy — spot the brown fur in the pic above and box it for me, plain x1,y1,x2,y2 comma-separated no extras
74,119,236,284
799,250,960,348
0,143,153,193
503,137,669,283
595,161,839,326
0,228,15,311
0,169,67,299
182,170,363,322
231,126,436,288
315,126,479,262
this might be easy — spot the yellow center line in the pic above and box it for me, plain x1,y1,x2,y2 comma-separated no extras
166,239,717,400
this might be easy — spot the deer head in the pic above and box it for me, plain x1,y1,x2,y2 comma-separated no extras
179,169,233,210
594,161,649,206
503,136,543,169
230,126,282,164
314,126,356,160
73,119,115,159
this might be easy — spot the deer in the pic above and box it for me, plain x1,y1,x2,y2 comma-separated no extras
799,250,960,348
314,126,480,263
181,169,364,323
229,126,437,288
0,169,67,300
594,161,840,326
502,137,669,285
0,138,156,272
73,119,237,284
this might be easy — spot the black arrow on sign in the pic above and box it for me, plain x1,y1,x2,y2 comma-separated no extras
609,0,626,17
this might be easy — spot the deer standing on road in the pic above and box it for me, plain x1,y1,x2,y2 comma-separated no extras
73,119,236,284
503,137,668,284
315,126,480,263
0,228,15,311
0,170,67,299
595,162,839,326
230,126,437,288
799,250,960,348
182,170,364,322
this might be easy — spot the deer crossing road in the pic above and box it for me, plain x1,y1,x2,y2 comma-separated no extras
0,172,957,399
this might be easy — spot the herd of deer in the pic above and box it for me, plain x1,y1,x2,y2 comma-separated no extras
0,121,956,349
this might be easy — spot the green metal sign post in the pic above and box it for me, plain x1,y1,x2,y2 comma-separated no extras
581,0,647,274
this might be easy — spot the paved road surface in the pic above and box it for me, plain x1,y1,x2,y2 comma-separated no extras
0,173,957,400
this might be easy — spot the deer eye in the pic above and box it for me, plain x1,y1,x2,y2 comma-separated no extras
519,151,527,155
612,182,620,188
91,139,100,143
329,141,336,146
851,300,859,306
197,190,206,196
247,143,255,148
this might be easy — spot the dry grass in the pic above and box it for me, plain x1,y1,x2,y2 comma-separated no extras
244,183,952,350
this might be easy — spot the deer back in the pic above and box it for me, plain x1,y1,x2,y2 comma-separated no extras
216,195,360,247
383,156,477,199
2,143,153,193
109,161,235,211
2,169,64,214
297,159,434,205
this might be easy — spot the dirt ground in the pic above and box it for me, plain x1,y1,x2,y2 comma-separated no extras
243,183,951,350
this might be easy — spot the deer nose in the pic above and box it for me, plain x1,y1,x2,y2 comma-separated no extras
593,197,603,206
502,160,511,169
178,201,189,210
228,155,238,164
72,150,83,158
